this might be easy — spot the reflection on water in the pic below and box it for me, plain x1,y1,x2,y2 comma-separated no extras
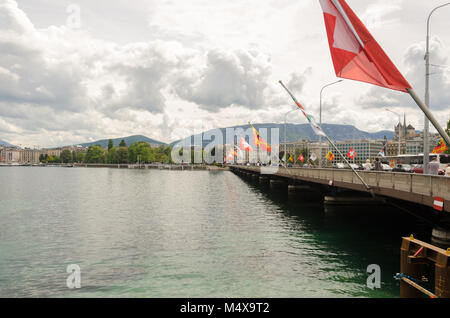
0,167,431,297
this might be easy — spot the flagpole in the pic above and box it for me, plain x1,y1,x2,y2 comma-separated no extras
324,135,373,194
407,88,450,147
279,81,373,195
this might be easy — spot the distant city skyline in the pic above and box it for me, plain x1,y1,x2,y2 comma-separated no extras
1,0,449,148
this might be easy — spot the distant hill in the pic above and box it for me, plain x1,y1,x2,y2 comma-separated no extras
79,135,167,148
0,139,15,147
171,123,395,147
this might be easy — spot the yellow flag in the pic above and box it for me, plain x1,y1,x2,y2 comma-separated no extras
326,151,335,161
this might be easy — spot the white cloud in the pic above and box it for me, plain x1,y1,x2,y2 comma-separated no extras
0,0,449,147
174,49,272,111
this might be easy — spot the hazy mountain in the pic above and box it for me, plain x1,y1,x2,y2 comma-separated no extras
171,123,395,147
0,139,15,147
79,135,167,148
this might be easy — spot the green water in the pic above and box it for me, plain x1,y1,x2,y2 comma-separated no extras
0,167,430,297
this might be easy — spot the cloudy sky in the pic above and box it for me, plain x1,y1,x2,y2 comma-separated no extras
1,0,450,147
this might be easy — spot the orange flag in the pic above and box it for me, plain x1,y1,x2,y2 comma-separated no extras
250,125,272,152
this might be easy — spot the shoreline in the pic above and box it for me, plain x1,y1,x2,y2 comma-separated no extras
0,163,230,171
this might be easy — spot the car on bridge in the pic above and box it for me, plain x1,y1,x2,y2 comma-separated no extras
412,164,445,175
392,164,413,173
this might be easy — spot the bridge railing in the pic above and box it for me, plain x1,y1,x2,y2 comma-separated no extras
231,166,450,202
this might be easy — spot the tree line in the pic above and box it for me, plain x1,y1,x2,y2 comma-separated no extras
40,140,172,164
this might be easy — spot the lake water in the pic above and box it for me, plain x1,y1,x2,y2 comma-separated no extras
0,167,431,297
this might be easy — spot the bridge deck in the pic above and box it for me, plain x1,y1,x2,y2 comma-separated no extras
230,165,450,213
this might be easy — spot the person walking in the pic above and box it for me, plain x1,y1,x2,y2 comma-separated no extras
374,158,383,171
364,159,371,171
427,157,440,175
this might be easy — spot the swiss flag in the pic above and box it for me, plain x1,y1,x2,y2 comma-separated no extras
319,0,411,92
346,147,356,159
298,154,305,163
240,138,254,152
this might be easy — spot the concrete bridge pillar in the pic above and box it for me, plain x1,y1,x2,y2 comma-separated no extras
270,179,288,192
259,176,269,187
251,174,260,184
288,185,314,194
324,196,385,206
288,185,323,200
432,227,450,247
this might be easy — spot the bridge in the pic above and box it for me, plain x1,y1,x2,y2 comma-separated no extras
229,165,450,213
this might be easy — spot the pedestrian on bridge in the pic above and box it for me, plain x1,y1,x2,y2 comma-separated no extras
428,157,440,176
374,158,383,171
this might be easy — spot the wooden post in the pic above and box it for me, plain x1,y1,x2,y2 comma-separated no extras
435,252,450,298
400,238,423,298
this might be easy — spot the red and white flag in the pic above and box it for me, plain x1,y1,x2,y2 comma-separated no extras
240,137,254,152
346,147,356,160
319,0,411,92
298,153,305,163
433,197,444,212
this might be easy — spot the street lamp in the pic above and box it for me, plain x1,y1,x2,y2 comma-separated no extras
386,108,402,157
284,108,297,167
424,2,450,173
319,80,343,168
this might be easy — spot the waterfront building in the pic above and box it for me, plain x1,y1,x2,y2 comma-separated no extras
405,134,440,155
0,147,20,163
19,148,41,164
386,140,406,156
280,139,309,157
327,139,385,165
42,148,62,158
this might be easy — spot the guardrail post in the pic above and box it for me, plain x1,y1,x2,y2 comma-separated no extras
400,238,423,298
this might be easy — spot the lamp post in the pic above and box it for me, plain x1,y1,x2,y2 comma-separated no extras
319,80,343,168
424,3,450,174
284,109,297,167
386,108,402,156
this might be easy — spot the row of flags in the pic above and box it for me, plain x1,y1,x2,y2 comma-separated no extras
282,152,318,164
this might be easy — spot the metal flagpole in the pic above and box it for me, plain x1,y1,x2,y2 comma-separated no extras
324,135,373,195
279,81,373,196
424,3,450,173
407,88,450,147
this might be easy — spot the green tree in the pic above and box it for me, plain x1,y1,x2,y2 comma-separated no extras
119,139,127,147
129,142,151,163
84,145,105,163
106,147,118,164
116,147,129,164
72,151,77,162
76,152,85,163
47,155,61,163
60,149,72,163
108,139,114,150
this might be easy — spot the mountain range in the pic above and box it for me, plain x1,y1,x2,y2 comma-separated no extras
79,135,167,148
4,123,396,149
0,139,16,147
170,123,395,148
